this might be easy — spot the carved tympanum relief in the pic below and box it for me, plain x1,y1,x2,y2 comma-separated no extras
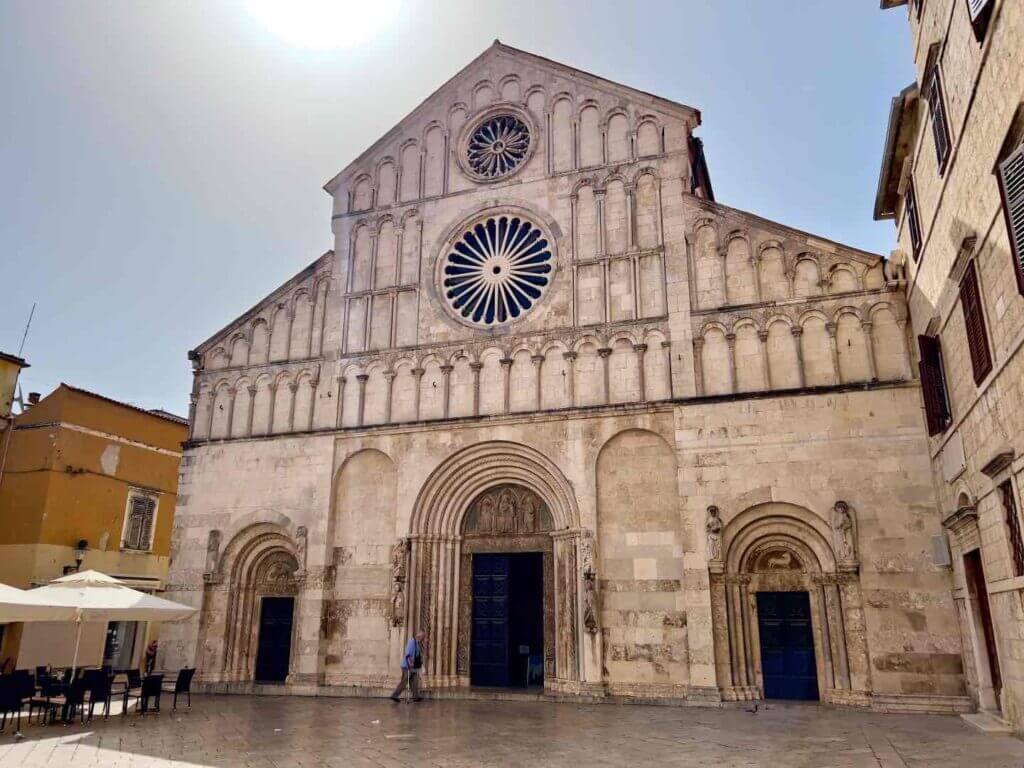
463,485,553,535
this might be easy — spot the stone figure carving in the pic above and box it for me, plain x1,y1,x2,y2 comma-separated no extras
579,533,595,578
832,500,856,561
390,538,408,627
204,529,221,576
521,494,537,533
465,485,552,535
478,495,496,533
295,525,308,575
497,488,517,534
766,551,794,570
706,505,723,562
582,574,598,635
391,581,405,627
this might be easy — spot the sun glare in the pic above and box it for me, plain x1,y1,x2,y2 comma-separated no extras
246,0,400,51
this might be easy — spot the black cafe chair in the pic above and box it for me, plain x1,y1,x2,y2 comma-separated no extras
125,674,162,715
83,670,114,721
161,668,195,710
0,674,28,733
111,669,142,716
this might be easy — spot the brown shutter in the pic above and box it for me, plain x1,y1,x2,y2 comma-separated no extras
997,142,1024,295
917,334,950,436
959,261,993,384
1001,481,1024,578
927,68,951,174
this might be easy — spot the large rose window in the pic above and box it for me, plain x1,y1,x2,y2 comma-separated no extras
441,214,553,327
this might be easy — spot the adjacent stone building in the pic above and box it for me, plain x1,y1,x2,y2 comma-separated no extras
162,42,969,712
876,0,1024,729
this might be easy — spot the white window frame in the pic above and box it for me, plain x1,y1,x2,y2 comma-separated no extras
120,488,159,552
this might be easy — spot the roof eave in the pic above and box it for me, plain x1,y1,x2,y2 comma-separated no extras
873,84,918,221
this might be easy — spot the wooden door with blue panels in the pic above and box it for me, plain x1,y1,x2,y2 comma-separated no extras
471,554,510,687
756,591,819,701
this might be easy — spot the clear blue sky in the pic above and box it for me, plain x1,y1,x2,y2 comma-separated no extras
1,1,915,415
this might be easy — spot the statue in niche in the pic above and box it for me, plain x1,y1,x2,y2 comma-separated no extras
496,489,517,534
204,529,221,576
391,539,408,583
391,581,405,627
832,500,856,561
582,574,598,634
706,505,723,562
295,525,308,575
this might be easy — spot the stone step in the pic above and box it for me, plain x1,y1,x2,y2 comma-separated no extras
961,711,1015,736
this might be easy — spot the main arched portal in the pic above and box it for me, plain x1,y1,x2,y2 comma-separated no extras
403,441,586,693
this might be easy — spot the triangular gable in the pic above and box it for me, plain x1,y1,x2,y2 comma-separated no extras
323,40,702,193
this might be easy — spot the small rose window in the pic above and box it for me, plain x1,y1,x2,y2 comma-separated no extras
465,114,531,180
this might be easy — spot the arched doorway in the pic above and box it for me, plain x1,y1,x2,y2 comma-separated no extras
709,501,869,705
403,441,586,693
459,484,554,687
197,523,300,684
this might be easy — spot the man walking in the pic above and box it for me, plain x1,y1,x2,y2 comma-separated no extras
391,630,425,702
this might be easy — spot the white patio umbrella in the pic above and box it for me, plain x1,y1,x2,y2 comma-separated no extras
0,582,78,623
25,570,196,676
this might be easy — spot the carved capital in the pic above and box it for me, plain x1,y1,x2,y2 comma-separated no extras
597,347,612,359
412,367,425,378
356,374,369,383
530,354,545,365
247,386,257,396
790,327,803,338
562,351,577,362
288,382,298,393
757,330,769,342
825,322,837,337
633,343,648,353
440,364,454,374
500,357,514,368
469,362,484,372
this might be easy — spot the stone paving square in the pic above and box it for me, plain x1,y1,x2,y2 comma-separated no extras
1,694,1024,767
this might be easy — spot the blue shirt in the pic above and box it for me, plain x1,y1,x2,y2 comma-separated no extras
401,638,421,670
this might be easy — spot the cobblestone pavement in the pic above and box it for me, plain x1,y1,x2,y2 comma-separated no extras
2,694,1024,767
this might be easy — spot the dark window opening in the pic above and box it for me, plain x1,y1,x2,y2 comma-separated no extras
966,0,993,42
959,260,993,384
917,334,950,436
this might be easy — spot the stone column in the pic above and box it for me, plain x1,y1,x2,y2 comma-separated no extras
826,322,841,384
470,362,483,416
662,340,674,399
634,343,648,401
267,382,278,433
823,577,850,690
597,347,612,404
812,575,836,694
441,364,453,419
563,351,577,406
225,387,237,437
383,371,395,423
288,566,330,687
287,382,298,432
738,577,755,693
356,374,368,427
897,319,912,379
334,376,345,428
531,354,544,411
693,338,705,396
569,193,579,326
758,330,772,389
791,327,806,388
307,379,318,431
750,256,762,303
725,333,737,394
626,183,637,250
500,357,513,414
412,368,424,420
861,320,878,380
246,386,257,436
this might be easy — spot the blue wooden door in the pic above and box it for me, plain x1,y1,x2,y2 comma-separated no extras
756,591,819,701
471,554,510,687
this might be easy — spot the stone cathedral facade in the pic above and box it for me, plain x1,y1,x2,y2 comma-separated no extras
163,43,969,712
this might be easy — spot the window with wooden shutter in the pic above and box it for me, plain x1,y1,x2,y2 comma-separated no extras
966,0,993,41
1001,480,1024,578
905,181,923,261
997,141,1024,295
927,67,951,174
917,334,950,435
959,260,993,384
122,492,157,551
